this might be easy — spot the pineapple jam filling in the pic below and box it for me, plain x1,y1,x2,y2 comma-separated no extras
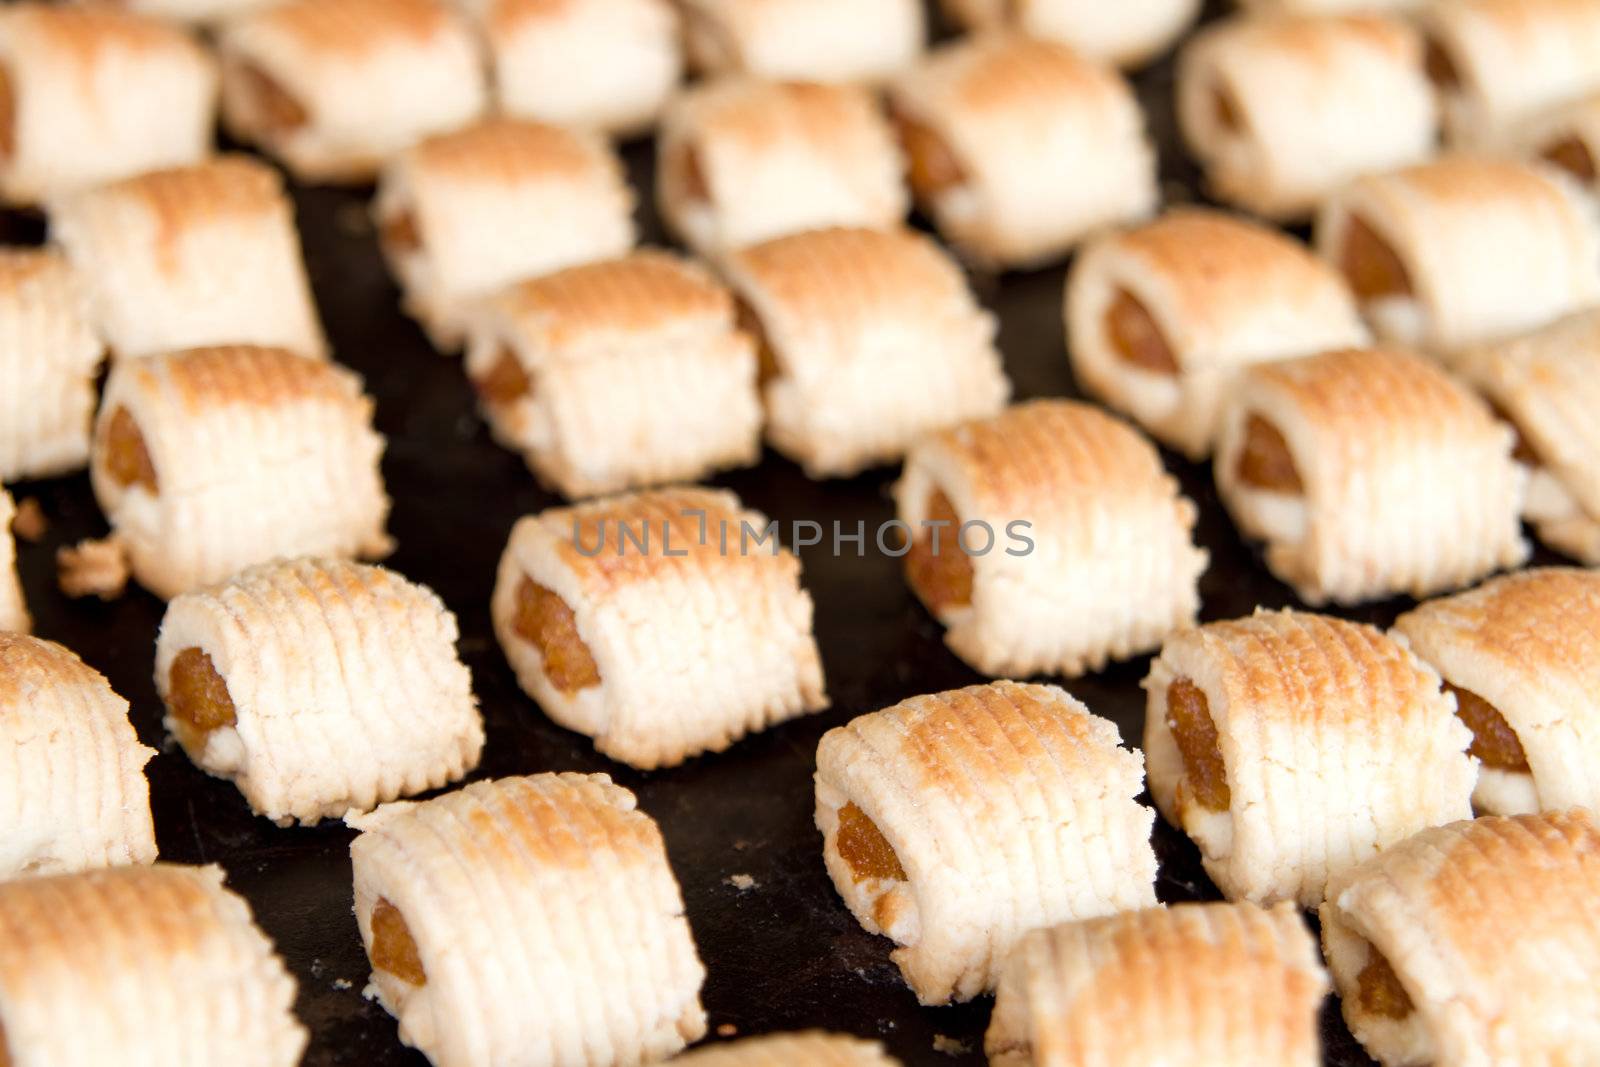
1446,683,1530,772
1357,944,1415,1020
167,648,238,752
0,65,13,161
1339,214,1413,302
513,576,601,693
475,345,532,408
1212,82,1246,134
677,143,712,205
239,62,308,134
1105,288,1179,375
381,208,422,257
904,489,974,613
893,108,966,202
734,297,781,386
1166,677,1231,812
836,802,906,883
369,898,427,987
1542,137,1597,183
104,406,159,494
1423,36,1462,92
1235,414,1304,494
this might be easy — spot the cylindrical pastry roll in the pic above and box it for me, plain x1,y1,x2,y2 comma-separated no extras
1516,92,1600,190
895,399,1207,678
1394,569,1600,816
658,79,907,259
50,156,326,363
464,252,761,498
91,345,392,599
888,35,1156,268
0,863,306,1066
376,119,636,351
349,774,707,1067
456,0,681,135
723,226,1010,478
677,0,924,84
1214,347,1527,605
1320,810,1600,1067
492,488,827,768
674,1033,900,1066
0,632,156,877
941,0,1200,68
219,0,488,184
1420,0,1600,150
1316,158,1600,353
1144,609,1477,906
1066,209,1370,459
1453,310,1600,562
986,903,1328,1067
0,250,104,482
154,558,483,826
0,5,216,207
1177,14,1436,220
814,681,1158,1005
0,492,23,634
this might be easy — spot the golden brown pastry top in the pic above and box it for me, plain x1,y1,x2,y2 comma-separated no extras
1244,346,1493,437
0,247,71,296
2,3,197,61
92,156,285,240
0,632,113,710
1345,157,1574,214
493,251,732,351
1203,12,1419,69
1395,568,1600,680
247,0,459,55
119,345,363,411
680,80,884,153
945,34,1117,115
409,118,608,183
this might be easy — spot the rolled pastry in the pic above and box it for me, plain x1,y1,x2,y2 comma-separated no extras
464,252,761,498
677,0,924,84
0,863,306,1066
723,226,1010,478
0,250,104,482
1316,158,1600,353
0,491,22,634
1214,346,1527,605
376,119,635,350
986,902,1328,1067
888,35,1156,268
1066,209,1370,459
0,632,156,877
1517,92,1600,190
349,773,707,1067
658,79,907,259
493,487,826,769
155,558,482,826
91,345,392,600
1453,309,1600,562
673,1034,900,1066
1144,608,1477,906
0,5,216,207
1321,810,1600,1067
1420,0,1600,150
1394,568,1600,817
814,681,1158,1005
455,0,681,135
895,399,1207,678
941,0,1200,68
219,0,488,184
1177,13,1437,220
50,156,326,362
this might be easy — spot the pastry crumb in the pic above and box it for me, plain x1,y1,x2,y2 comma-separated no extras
11,497,47,542
724,873,756,891
56,536,129,600
332,978,353,991
933,1035,970,1056
715,1023,737,1038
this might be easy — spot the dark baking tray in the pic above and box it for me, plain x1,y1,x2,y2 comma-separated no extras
7,5,1545,1063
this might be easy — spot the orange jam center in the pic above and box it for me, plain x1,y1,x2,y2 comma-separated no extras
167,648,238,752
370,898,427,987
1213,82,1245,134
893,108,966,202
1357,946,1414,1019
836,802,906,882
240,62,307,133
382,209,422,256
104,407,158,494
1106,288,1179,375
513,576,601,693
475,345,533,408
679,144,712,204
1423,37,1461,91
1167,677,1231,812
1542,136,1597,183
1446,683,1529,772
1235,414,1304,494
905,489,973,614
0,65,13,162
1340,214,1413,301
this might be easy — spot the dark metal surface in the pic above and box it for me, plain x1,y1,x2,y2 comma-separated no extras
7,10,1526,1065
